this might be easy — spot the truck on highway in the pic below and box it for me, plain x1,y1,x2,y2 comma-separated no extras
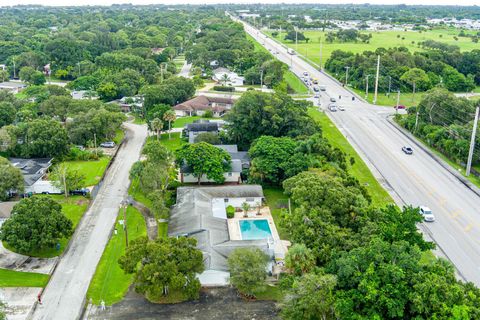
287,48,295,55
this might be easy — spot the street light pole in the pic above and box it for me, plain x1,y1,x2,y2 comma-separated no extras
373,55,380,105
344,66,350,87
122,201,129,247
365,75,370,99
319,38,323,71
395,90,401,114
466,107,479,177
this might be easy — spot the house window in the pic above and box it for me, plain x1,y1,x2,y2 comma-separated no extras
228,172,232,177
224,198,229,203
246,198,254,202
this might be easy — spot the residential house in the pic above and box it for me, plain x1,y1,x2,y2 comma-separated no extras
9,158,61,194
0,201,17,229
0,81,26,94
212,67,244,87
169,185,273,286
179,159,243,184
215,145,250,169
183,120,224,143
173,95,235,118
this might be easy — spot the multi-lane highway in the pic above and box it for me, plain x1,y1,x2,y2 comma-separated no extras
231,14,480,286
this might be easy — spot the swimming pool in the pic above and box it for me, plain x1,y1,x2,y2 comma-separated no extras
239,219,272,240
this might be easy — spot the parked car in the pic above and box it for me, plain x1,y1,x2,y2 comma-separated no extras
100,141,116,148
330,97,336,102
402,146,413,154
74,145,85,151
338,105,345,111
395,105,406,110
70,188,90,196
419,206,435,222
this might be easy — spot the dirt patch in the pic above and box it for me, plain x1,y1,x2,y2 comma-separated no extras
85,287,280,320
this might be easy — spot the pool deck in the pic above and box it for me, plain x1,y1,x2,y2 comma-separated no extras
227,207,289,260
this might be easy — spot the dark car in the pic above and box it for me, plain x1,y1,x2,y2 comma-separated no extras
395,105,406,110
70,188,90,196
402,146,413,154
330,97,336,102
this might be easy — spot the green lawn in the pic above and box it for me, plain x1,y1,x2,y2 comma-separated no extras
308,108,393,207
113,129,125,145
255,284,285,301
0,268,50,287
158,222,168,238
129,178,153,209
352,88,426,107
87,206,147,305
264,186,290,240
284,70,309,94
63,157,110,186
151,132,186,152
268,28,479,68
3,195,89,258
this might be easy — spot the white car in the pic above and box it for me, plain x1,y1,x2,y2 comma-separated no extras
338,105,345,111
419,206,435,222
328,104,338,112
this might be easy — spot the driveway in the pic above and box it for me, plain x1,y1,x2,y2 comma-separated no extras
84,287,279,320
30,122,148,320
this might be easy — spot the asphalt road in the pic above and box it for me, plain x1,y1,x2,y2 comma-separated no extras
232,15,480,286
30,122,148,320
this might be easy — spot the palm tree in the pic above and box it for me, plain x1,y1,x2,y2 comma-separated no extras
220,73,231,86
241,202,251,218
151,118,163,140
163,110,176,140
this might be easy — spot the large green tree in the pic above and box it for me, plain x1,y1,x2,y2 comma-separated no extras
119,236,204,302
0,197,73,254
175,142,231,184
0,102,16,127
228,247,269,297
0,156,24,201
51,163,86,197
21,119,69,158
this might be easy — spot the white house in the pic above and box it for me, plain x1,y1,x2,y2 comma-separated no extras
212,67,244,87
179,159,243,184
0,81,26,94
173,95,235,118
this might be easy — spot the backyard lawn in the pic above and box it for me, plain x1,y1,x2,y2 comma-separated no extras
0,268,50,287
153,132,186,152
63,157,110,186
308,108,393,207
3,195,89,258
263,186,290,240
87,206,147,305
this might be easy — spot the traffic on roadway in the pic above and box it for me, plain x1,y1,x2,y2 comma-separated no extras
230,13,480,286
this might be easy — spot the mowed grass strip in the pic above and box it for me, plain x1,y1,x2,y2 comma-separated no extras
308,108,393,207
87,206,147,305
0,268,50,287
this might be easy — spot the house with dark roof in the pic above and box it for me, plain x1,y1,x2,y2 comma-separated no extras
173,95,235,118
169,185,273,286
179,159,243,184
183,120,225,143
215,145,250,169
9,158,61,194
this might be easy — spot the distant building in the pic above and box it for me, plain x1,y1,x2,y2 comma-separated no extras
173,95,235,118
0,81,26,94
9,158,61,194
212,67,244,87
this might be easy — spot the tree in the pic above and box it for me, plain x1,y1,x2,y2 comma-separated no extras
401,68,431,103
39,96,72,122
194,132,221,144
0,156,24,201
282,273,337,320
228,247,269,297
284,31,306,42
0,197,73,254
162,110,176,140
175,142,231,184
241,202,251,218
0,69,8,82
151,118,163,140
51,163,86,197
118,236,204,301
285,243,315,276
219,73,231,86
21,119,69,158
0,102,16,127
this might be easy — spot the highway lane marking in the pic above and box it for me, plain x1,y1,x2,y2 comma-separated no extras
451,210,461,218
465,224,474,233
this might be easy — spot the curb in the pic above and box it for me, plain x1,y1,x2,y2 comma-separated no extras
386,117,480,199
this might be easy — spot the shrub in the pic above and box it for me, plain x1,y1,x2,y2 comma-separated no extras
226,205,235,218
213,86,235,92
203,109,213,118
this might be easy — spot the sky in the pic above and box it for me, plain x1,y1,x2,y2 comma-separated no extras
0,0,479,7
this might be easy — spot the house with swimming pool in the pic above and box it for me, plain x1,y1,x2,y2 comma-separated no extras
169,185,288,286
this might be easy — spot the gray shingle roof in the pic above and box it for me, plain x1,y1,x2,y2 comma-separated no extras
9,158,52,186
169,185,267,271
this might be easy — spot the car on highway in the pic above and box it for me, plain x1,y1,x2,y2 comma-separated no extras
313,86,319,92
314,94,320,98
330,97,336,102
419,206,435,222
319,85,326,91
338,105,345,111
402,146,413,154
303,71,309,77
328,104,337,112
395,105,406,110
100,141,116,148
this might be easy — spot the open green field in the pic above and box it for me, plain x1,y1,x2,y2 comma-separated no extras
308,108,393,207
3,195,89,258
63,157,110,186
87,206,147,305
0,268,50,287
268,28,478,68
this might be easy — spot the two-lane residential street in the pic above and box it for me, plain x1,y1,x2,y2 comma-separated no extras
30,122,148,320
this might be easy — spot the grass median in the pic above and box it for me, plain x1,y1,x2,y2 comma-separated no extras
87,206,147,305
0,268,50,287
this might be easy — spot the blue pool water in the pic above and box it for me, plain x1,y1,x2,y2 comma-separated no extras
239,219,272,240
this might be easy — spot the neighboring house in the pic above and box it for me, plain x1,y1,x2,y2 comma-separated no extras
173,95,235,118
0,201,17,229
0,64,6,71
169,185,273,286
108,95,144,113
215,145,250,169
71,90,98,100
183,120,225,143
9,158,61,194
212,67,244,87
0,81,26,94
179,159,243,184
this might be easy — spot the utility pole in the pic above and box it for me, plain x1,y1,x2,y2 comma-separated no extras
414,110,420,133
395,90,401,114
387,76,392,97
260,68,264,89
319,38,323,71
12,58,16,79
94,133,97,157
365,75,369,99
412,81,416,105
122,201,129,247
373,55,380,105
295,28,298,52
344,66,350,87
466,106,479,176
